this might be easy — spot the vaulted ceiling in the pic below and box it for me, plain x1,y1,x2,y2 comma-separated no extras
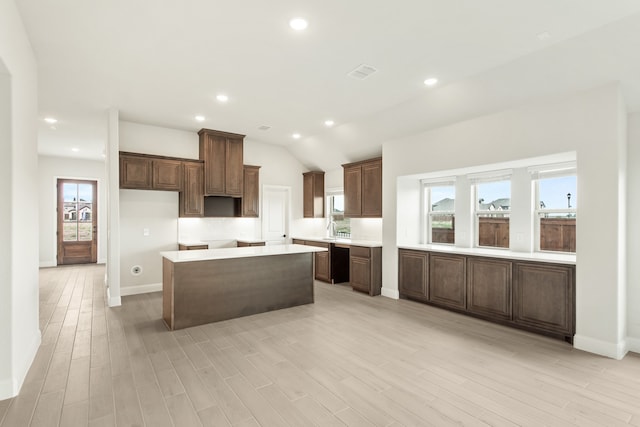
17,0,640,171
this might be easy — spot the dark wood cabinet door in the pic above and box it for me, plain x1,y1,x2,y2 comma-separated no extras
225,139,244,196
303,172,325,218
398,249,428,300
152,159,182,191
467,257,512,320
362,159,382,217
315,251,331,282
179,162,204,217
200,133,226,196
350,255,371,293
120,155,152,189
513,262,574,337
343,165,362,217
429,253,466,310
242,165,260,217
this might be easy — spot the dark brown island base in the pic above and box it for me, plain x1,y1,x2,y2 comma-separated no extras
161,244,327,330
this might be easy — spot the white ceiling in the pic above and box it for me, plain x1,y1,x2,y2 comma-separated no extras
16,0,640,171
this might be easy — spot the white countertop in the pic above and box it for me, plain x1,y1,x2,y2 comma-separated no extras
398,243,576,265
162,244,327,263
293,236,382,248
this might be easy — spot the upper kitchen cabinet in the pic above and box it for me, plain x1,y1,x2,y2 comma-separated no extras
198,128,244,197
303,171,325,218
179,160,204,217
241,165,260,217
343,157,382,218
120,152,182,191
120,153,152,189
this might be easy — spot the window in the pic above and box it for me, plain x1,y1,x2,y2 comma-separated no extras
474,177,511,248
535,173,576,253
424,183,455,244
327,192,350,238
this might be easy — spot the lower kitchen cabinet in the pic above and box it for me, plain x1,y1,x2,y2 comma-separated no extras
429,253,466,310
398,250,428,300
350,246,381,296
513,261,574,337
398,248,575,342
304,241,331,282
467,257,512,320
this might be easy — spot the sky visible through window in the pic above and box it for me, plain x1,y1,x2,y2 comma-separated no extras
63,183,93,202
477,181,510,208
539,176,577,209
430,177,577,210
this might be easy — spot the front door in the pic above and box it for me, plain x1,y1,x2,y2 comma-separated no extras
57,179,97,265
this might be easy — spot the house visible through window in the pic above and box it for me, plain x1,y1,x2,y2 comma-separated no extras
425,183,455,244
327,193,350,238
475,178,511,248
535,174,576,253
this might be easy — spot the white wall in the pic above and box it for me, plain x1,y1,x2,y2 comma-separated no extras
38,155,107,266
627,113,640,352
0,0,40,399
383,84,628,358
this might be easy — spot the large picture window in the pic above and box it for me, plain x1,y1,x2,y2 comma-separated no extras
423,181,455,244
533,168,577,253
473,175,511,248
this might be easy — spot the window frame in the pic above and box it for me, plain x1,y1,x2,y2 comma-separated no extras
422,179,456,245
531,164,577,253
326,188,351,238
471,171,512,249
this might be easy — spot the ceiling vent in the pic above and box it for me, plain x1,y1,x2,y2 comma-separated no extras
348,64,378,80
258,125,271,131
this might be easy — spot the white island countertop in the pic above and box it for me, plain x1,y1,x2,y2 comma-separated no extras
162,244,327,263
293,236,382,248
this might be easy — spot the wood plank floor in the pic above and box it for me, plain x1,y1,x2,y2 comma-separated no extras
1,264,640,426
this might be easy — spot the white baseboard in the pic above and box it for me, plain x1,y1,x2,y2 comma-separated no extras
0,328,41,400
626,337,640,354
39,261,56,268
381,287,399,299
120,282,162,296
573,334,627,360
107,287,121,307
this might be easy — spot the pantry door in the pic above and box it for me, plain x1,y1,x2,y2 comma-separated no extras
262,185,290,245
57,179,97,265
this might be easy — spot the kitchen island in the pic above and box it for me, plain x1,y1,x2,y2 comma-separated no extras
161,244,327,330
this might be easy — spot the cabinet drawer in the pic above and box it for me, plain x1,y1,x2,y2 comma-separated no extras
292,239,305,245
350,246,370,258
305,241,329,249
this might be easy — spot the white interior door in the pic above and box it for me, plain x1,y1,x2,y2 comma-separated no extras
262,186,290,245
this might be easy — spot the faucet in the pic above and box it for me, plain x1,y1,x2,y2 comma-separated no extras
326,220,336,239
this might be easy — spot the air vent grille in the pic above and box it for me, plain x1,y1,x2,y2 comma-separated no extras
258,125,271,131
348,64,378,80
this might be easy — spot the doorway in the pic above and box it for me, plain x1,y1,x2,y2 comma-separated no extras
262,185,290,245
57,179,97,265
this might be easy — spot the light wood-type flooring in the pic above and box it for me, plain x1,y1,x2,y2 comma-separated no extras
1,263,640,426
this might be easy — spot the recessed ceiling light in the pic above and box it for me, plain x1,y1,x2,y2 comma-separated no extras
195,115,205,122
292,133,301,139
324,120,335,127
71,147,79,152
424,78,438,87
289,18,308,31
44,117,57,124
216,94,229,102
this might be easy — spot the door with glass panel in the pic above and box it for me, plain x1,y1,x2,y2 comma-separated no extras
57,179,97,265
